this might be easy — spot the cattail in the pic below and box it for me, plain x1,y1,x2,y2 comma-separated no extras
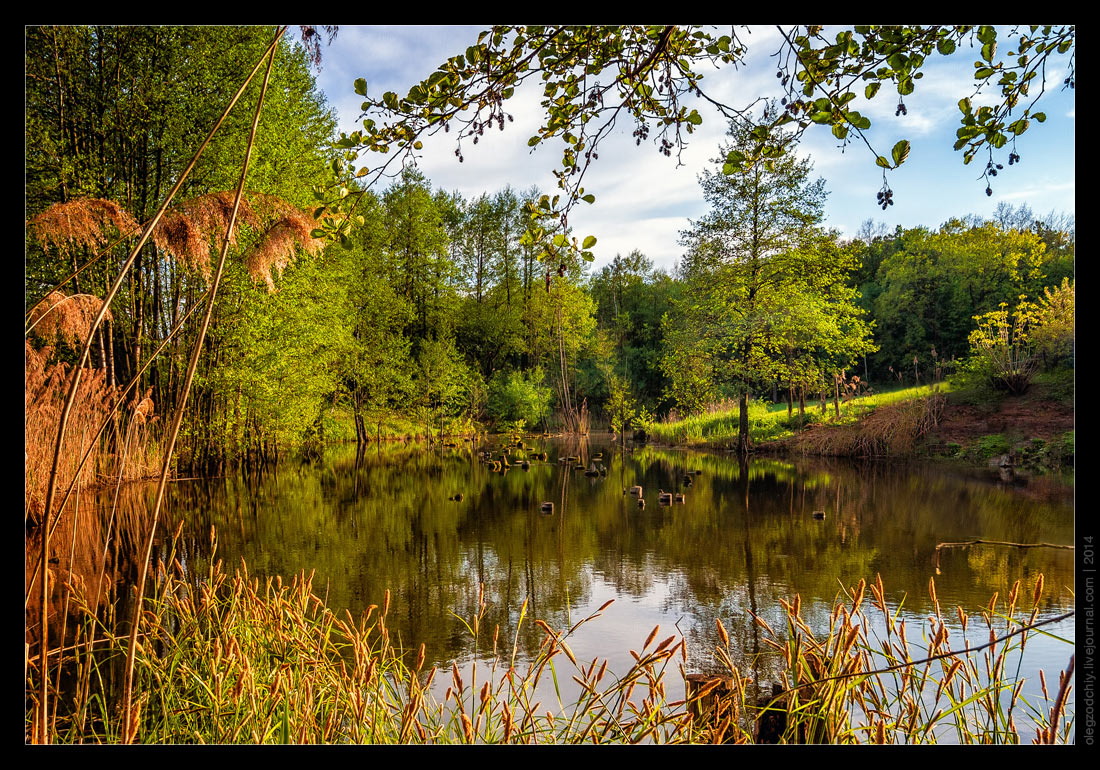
502,702,513,741
644,624,660,649
414,642,425,671
851,579,866,612
1032,574,1045,608
382,589,390,617
560,640,578,667
716,618,729,648
1039,669,1049,700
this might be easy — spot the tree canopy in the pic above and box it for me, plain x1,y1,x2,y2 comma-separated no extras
328,24,1073,273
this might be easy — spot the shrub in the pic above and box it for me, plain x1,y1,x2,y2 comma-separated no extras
487,368,552,429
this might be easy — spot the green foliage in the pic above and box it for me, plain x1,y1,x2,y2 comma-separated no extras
975,433,1012,458
327,24,1072,263
964,299,1041,396
864,218,1072,385
1029,278,1074,369
663,113,874,451
589,251,678,412
603,374,637,435
487,368,553,428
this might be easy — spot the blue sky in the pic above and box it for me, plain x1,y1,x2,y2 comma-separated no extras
299,25,1075,274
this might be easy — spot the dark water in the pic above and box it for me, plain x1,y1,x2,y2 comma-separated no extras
145,436,1074,736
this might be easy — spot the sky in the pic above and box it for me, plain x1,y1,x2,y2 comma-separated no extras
296,25,1076,275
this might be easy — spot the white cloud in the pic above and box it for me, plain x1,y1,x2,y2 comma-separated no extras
307,25,1073,266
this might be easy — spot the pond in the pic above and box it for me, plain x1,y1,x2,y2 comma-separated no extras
144,436,1074,740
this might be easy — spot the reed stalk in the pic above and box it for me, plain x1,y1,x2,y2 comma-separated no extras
120,31,283,738
40,544,1071,744
32,28,287,744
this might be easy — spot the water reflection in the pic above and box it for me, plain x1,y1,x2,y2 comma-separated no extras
112,437,1074,714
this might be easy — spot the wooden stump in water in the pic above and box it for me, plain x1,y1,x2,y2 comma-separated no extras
685,673,738,743
754,683,792,743
753,684,823,743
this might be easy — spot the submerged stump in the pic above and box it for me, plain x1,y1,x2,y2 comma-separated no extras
685,673,738,743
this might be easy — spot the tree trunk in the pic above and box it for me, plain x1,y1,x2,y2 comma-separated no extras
738,391,750,455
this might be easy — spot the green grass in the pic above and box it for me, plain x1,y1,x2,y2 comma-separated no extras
646,383,952,448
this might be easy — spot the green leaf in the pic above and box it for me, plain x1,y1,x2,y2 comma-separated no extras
937,38,957,56
1033,112,1046,123
876,156,891,168
865,82,881,100
582,235,597,249
891,139,910,166
581,194,596,204
354,78,367,96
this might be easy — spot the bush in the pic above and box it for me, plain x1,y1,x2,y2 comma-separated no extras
975,434,1012,459
487,369,553,429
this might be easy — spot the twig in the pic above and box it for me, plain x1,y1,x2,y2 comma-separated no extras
934,539,1073,574
778,610,1074,693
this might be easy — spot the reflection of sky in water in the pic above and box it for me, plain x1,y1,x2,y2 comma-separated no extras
145,438,1073,742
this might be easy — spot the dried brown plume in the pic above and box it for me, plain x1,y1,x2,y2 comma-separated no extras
26,290,112,347
26,198,139,253
152,191,262,279
244,207,325,291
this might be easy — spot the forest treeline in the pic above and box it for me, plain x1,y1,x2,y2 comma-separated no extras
25,27,1075,472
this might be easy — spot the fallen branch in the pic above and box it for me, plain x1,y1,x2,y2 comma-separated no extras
934,539,1073,574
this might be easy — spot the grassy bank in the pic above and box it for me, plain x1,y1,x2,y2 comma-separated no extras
645,377,1073,469
28,528,1073,744
645,384,950,452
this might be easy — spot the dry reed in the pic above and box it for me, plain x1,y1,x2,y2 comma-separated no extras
27,198,139,253
30,525,1074,745
792,393,946,457
152,191,262,279
244,211,324,291
26,291,113,347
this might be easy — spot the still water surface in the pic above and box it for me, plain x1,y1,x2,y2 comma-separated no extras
155,436,1074,736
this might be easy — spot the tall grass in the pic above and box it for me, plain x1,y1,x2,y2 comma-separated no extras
735,574,1073,743
31,524,1073,744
